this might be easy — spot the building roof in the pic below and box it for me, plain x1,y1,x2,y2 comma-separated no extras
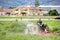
0,9,13,12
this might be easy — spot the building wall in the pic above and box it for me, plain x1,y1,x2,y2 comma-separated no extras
17,6,43,16
0,12,6,16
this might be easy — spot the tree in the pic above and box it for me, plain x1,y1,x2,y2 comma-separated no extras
9,7,16,9
6,12,10,15
21,12,26,16
48,9,59,16
35,0,39,7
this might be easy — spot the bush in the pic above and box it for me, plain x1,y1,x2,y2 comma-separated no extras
48,9,59,16
6,12,10,15
21,12,26,16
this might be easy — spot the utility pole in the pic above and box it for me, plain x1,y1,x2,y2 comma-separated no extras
35,0,39,7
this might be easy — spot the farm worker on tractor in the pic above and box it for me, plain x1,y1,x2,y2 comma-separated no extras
37,18,43,32
37,18,42,25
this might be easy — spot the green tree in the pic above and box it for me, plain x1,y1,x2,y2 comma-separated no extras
35,0,39,7
48,9,59,16
6,12,10,15
9,7,16,9
21,12,26,16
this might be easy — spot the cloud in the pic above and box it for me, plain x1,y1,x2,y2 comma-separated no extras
0,0,60,8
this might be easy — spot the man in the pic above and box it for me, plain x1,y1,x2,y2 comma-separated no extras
37,18,43,32
37,18,42,25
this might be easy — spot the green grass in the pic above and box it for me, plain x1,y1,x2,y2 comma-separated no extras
0,16,60,19
30,20,60,31
30,20,60,27
0,20,60,32
1,34,60,40
0,20,60,40
0,21,26,33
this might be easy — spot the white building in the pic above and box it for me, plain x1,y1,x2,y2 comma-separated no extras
0,9,13,16
0,10,6,16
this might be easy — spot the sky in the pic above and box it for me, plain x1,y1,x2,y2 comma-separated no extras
41,7,60,13
0,0,60,8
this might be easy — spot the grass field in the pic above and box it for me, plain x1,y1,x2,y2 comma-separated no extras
0,16,60,19
30,20,60,28
0,20,60,40
1,34,60,40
